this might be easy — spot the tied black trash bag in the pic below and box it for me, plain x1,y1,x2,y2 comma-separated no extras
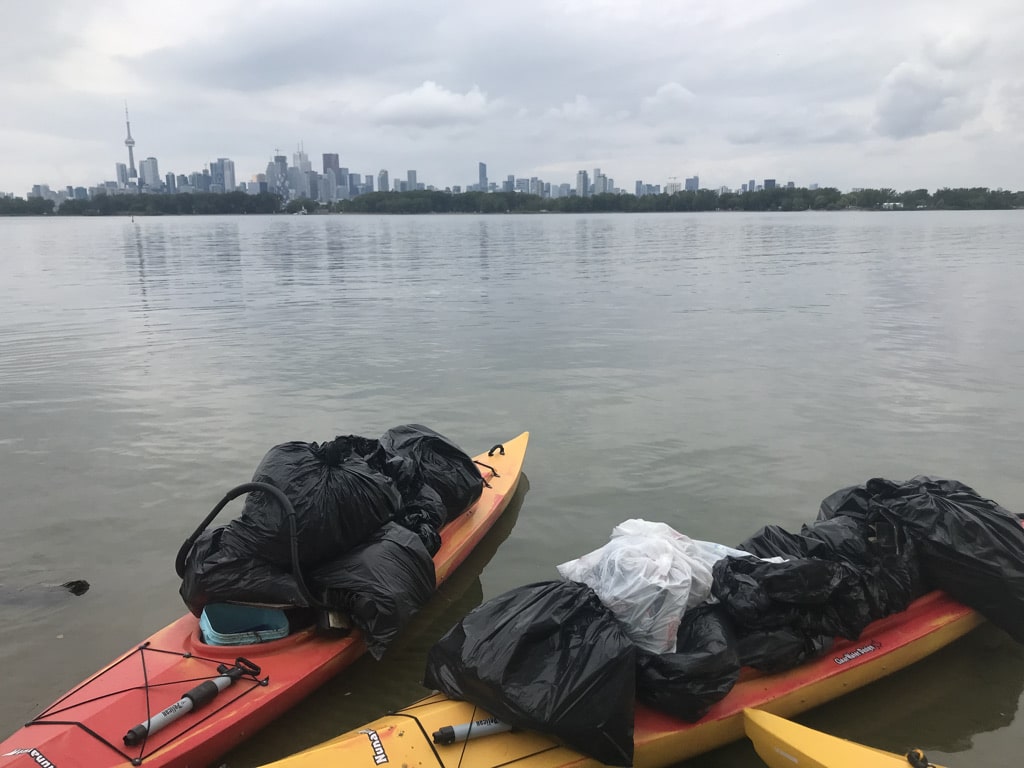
179,525,307,615
310,522,436,660
712,556,875,641
232,438,402,568
424,580,636,767
819,476,1024,642
636,603,741,722
739,516,873,566
377,424,484,523
739,516,924,620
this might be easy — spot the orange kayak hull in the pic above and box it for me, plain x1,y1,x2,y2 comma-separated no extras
0,432,529,768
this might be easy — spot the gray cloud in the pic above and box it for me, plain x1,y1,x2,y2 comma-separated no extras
2,0,1024,195
874,62,984,139
924,31,989,70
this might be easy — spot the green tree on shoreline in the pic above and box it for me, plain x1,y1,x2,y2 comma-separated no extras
1,186,1022,217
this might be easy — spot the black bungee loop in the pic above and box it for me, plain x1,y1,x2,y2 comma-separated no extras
906,748,934,768
174,481,323,609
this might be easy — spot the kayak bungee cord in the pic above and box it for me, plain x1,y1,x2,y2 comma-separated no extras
473,443,505,488
906,748,938,768
123,657,263,753
174,481,325,610
24,644,268,765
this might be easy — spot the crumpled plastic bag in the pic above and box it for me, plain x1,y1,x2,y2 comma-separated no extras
556,519,716,654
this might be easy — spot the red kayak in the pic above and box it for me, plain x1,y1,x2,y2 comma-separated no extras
0,432,528,768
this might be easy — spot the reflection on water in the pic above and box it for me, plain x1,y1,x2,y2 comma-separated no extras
1,212,1023,767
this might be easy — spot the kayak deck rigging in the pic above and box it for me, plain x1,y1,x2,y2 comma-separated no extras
25,642,270,765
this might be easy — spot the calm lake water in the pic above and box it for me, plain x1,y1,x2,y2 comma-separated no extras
1,211,1023,767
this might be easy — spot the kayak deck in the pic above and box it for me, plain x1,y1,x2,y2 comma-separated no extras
743,708,946,768
261,585,980,768
0,432,528,768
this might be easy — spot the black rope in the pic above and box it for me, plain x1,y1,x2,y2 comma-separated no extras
456,703,480,768
25,644,268,765
473,460,501,489
136,641,153,757
174,481,324,610
906,748,935,768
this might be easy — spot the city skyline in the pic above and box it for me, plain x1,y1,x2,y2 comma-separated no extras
18,115,809,202
2,1,1022,197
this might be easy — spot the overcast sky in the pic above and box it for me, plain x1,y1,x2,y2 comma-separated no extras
3,0,1022,196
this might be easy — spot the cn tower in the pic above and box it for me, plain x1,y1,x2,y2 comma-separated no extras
124,103,137,179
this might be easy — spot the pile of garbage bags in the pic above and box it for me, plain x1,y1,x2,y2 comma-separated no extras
424,476,1024,766
179,424,483,658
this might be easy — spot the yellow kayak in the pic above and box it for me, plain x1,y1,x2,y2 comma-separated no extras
743,708,945,768
258,586,978,768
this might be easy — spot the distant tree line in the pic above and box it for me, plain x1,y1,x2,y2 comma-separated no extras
337,187,1024,214
0,196,56,215
2,186,1022,217
51,191,283,216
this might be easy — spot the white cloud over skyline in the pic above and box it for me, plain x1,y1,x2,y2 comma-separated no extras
1,0,1021,195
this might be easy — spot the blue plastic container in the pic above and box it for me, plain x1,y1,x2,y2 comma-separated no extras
199,603,289,645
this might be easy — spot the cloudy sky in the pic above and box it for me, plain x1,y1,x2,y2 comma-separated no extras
3,0,1022,196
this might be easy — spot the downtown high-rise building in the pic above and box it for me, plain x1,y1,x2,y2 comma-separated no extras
323,153,339,175
139,157,160,190
293,146,312,174
210,158,235,193
377,169,389,194
576,170,590,197
685,175,699,192
478,162,487,191
407,170,417,190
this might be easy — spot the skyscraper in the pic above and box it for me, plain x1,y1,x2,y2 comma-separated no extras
323,153,340,175
378,169,389,193
407,170,417,190
576,170,589,197
685,175,699,192
123,104,138,179
221,159,235,192
293,145,311,174
116,163,128,188
139,157,160,191
478,162,487,192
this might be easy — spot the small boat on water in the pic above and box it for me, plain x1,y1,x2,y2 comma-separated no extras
257,587,980,767
0,431,529,768
743,708,946,768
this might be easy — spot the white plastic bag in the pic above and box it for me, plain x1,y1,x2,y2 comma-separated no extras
557,519,716,654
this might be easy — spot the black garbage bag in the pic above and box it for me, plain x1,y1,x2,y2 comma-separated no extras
232,437,402,568
377,424,484,524
179,525,307,616
819,476,1024,641
739,516,924,621
712,556,874,640
636,603,741,722
424,580,636,767
310,522,436,659
739,516,872,566
393,484,445,556
735,626,833,674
